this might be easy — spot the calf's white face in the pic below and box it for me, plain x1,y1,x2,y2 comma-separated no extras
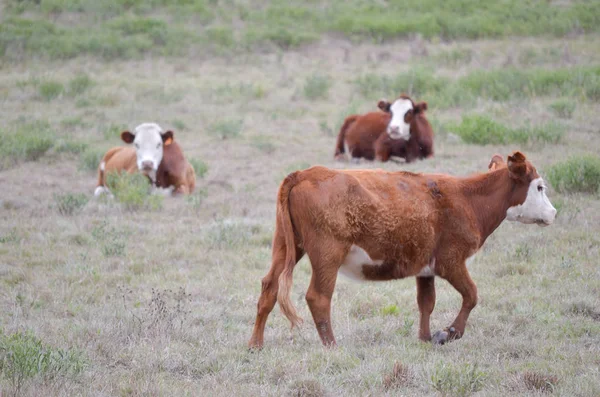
506,177,557,226
387,98,413,140
121,123,173,174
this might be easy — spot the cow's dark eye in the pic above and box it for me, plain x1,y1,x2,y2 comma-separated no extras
537,185,543,192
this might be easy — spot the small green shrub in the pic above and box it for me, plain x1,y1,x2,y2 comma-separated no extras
549,99,576,119
303,73,332,100
91,220,127,257
105,171,163,211
380,304,400,316
79,148,105,172
38,80,64,101
450,115,562,145
0,330,86,396
54,193,89,215
186,187,208,211
204,220,257,249
250,136,277,154
103,123,127,141
209,119,243,140
429,363,487,397
189,158,209,178
55,139,88,154
67,73,94,96
172,119,186,131
547,156,600,194
449,115,525,145
0,122,55,170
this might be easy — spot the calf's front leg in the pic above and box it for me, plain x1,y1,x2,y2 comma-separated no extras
432,263,478,344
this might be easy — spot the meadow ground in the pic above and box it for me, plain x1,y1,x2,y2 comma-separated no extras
1,1,600,396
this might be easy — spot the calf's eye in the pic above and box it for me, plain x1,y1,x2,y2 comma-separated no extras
537,185,543,192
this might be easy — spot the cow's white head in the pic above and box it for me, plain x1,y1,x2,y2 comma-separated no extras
121,123,173,174
378,96,415,140
504,152,557,226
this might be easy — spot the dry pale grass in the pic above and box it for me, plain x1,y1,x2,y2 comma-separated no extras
0,34,599,396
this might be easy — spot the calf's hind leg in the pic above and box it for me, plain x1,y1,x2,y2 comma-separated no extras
305,239,348,347
248,229,304,349
416,276,436,341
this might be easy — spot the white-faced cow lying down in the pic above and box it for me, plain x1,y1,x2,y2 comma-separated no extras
94,123,196,196
248,152,556,348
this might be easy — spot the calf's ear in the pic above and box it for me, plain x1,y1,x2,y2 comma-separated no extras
414,101,428,114
488,154,504,171
121,131,135,144
162,130,174,146
377,100,391,113
507,151,527,180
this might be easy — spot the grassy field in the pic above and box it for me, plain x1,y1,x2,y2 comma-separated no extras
1,1,600,396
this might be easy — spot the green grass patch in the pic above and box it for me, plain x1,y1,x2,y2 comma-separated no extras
0,122,55,170
0,330,86,396
429,362,487,397
449,115,563,145
79,147,105,172
54,193,89,216
209,119,243,140
303,73,332,100
189,158,209,179
105,171,163,211
547,156,600,194
67,73,94,96
4,1,599,60
38,80,64,101
549,99,576,119
353,66,600,108
91,220,127,257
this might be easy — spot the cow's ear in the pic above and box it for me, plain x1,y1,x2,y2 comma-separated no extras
162,130,174,146
507,151,527,179
488,154,504,171
378,100,391,113
414,101,428,114
121,131,135,144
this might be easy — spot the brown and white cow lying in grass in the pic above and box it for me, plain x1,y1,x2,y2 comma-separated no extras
95,123,196,196
334,94,434,163
248,152,556,348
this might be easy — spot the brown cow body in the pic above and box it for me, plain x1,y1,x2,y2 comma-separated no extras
95,124,195,196
248,152,556,348
334,96,434,163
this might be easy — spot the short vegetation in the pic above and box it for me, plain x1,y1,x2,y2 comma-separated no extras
0,122,55,170
547,156,600,194
449,115,563,145
1,1,599,60
105,172,163,211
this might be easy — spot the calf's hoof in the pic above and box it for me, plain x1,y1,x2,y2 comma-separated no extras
431,327,456,345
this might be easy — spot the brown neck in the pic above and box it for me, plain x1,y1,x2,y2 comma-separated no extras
460,168,517,247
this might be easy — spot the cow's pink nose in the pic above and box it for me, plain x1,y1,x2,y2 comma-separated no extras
141,160,153,170
389,126,399,134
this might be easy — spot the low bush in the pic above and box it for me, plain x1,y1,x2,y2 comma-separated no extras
0,122,55,170
105,171,163,211
547,156,600,194
54,193,89,216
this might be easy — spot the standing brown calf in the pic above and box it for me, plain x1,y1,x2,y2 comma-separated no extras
248,152,556,348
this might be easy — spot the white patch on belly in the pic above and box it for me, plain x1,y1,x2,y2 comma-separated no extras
100,161,105,171
339,245,383,281
417,257,436,277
